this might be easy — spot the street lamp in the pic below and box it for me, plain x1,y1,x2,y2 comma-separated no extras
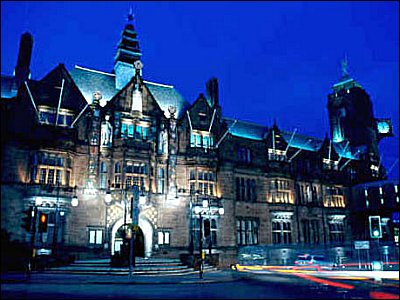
128,184,141,279
104,189,112,251
193,195,224,279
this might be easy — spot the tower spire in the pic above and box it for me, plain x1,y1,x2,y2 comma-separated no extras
341,53,349,80
114,7,142,89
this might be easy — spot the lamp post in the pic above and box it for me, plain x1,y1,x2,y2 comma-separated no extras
105,189,112,251
194,196,224,279
129,184,143,278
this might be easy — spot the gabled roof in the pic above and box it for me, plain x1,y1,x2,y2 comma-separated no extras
281,131,322,151
224,117,268,141
69,66,117,103
145,81,190,119
223,117,360,160
1,75,18,99
69,65,190,119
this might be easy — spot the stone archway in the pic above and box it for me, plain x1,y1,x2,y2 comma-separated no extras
111,215,154,258
139,215,153,258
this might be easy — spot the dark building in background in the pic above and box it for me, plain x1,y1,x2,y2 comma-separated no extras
1,14,397,269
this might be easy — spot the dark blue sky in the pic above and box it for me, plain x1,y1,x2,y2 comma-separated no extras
1,1,398,180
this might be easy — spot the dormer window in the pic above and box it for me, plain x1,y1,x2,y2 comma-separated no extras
38,105,74,127
190,130,213,149
268,148,286,161
238,147,252,163
121,119,149,140
323,158,338,170
370,164,379,177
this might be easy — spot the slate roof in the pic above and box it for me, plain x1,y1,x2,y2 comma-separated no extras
1,75,18,99
223,117,360,160
69,65,190,119
224,117,267,141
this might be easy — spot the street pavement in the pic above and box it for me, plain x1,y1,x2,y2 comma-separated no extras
2,268,398,299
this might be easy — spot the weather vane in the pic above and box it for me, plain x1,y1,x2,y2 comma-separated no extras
127,7,134,22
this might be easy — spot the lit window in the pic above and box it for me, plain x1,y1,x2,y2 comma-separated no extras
121,120,149,140
189,168,215,195
323,158,338,170
268,148,286,161
268,179,292,204
157,167,165,194
88,229,103,245
324,186,345,207
32,152,72,186
190,130,213,149
99,162,108,189
38,106,74,127
272,220,292,244
125,162,147,190
158,231,170,245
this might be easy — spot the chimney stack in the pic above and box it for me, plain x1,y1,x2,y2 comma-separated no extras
206,77,219,107
14,32,33,86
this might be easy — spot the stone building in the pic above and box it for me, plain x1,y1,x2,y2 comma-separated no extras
1,15,395,267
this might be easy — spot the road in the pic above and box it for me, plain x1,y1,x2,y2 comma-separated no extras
1,270,398,299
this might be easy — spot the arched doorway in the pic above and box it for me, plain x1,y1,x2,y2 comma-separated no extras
111,216,153,258
113,224,145,259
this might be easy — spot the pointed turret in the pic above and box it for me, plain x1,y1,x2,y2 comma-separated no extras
114,9,142,90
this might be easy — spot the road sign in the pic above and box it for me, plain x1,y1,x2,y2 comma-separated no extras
354,241,370,250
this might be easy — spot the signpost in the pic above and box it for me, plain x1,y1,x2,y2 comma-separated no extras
354,241,370,270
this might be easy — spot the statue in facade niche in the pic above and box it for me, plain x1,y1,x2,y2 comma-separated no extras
158,123,168,154
101,115,113,147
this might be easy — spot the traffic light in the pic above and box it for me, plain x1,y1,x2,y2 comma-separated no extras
369,216,382,239
21,207,33,232
38,213,48,233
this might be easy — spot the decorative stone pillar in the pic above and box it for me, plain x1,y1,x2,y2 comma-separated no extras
167,106,177,199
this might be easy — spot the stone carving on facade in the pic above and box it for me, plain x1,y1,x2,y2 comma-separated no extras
101,115,113,147
158,123,168,154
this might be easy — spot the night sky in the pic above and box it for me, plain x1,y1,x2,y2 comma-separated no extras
1,1,398,180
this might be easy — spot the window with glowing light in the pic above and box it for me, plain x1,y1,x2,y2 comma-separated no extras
157,167,165,194
125,162,147,190
268,148,286,161
189,168,215,195
328,219,345,244
88,228,103,246
324,186,345,207
121,119,149,140
192,216,219,248
268,179,293,204
114,162,121,188
38,105,74,127
323,158,338,171
190,130,214,149
272,220,292,244
31,152,72,186
99,161,108,189
158,231,170,245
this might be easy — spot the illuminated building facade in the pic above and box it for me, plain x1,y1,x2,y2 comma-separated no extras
1,16,396,267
